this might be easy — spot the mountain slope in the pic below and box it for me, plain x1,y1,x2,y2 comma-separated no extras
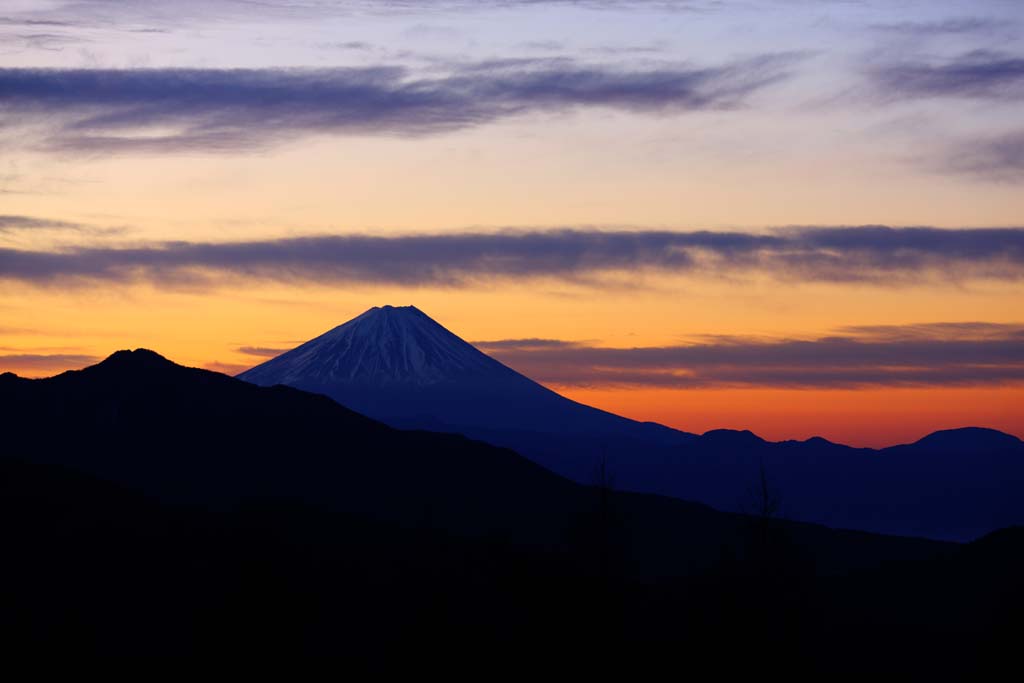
2,453,1018,670
239,305,693,442
0,349,947,577
237,306,1024,541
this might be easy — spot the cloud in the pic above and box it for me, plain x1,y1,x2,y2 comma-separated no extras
0,226,1022,288
3,1,712,28
0,215,87,232
0,214,124,237
236,346,291,357
476,323,1024,389
474,338,583,350
868,50,1024,101
0,353,99,375
0,56,798,153
870,18,1004,37
942,130,1024,181
0,30,89,52
838,321,1024,341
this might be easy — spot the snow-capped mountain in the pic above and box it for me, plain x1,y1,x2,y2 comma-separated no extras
241,305,513,387
239,305,687,443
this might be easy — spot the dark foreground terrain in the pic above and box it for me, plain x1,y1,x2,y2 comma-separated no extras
1,350,1020,669
2,457,1020,671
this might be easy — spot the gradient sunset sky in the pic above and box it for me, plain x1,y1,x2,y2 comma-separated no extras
1,0,1022,446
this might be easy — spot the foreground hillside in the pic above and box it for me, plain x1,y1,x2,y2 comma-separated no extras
0,455,1019,670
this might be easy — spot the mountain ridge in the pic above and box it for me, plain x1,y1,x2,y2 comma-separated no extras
7,346,1010,453
0,348,957,582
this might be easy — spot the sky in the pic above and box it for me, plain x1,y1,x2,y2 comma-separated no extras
1,0,1022,447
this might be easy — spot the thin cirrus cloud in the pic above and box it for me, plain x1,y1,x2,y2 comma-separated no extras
0,226,1022,288
943,130,1024,181
0,214,125,238
869,18,1004,36
472,323,1024,389
0,214,87,233
1,1,712,26
868,50,1024,101
0,55,799,153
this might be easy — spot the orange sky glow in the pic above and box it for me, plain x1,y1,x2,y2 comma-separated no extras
1,0,1021,448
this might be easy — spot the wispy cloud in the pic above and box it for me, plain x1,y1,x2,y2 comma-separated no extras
474,338,583,350
0,352,98,375
236,346,291,357
869,18,1005,37
2,1,712,28
941,130,1024,181
0,226,1021,288
0,215,86,232
868,50,1024,101
0,56,799,153
0,214,124,237
476,323,1024,389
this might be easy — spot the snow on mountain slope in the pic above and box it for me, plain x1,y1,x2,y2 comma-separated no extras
241,305,510,387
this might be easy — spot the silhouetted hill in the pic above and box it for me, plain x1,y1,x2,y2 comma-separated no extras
1,349,947,578
236,306,1024,541
0,454,1018,671
909,426,1022,452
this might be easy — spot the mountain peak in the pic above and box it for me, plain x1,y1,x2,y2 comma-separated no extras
239,305,511,387
367,304,423,315
913,427,1022,451
97,348,175,370
377,304,419,311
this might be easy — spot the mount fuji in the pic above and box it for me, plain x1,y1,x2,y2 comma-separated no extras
239,305,692,447
238,305,1024,541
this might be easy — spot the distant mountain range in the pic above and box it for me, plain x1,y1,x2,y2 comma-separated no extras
240,305,1024,541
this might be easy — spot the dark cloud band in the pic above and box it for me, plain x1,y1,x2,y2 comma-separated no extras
476,323,1024,389
0,57,796,153
1,226,1022,287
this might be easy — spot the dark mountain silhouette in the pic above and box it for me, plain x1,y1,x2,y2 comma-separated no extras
238,305,1024,541
1,445,1020,670
1,349,944,577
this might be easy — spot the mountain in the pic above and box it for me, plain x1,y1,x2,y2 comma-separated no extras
239,305,1024,541
239,304,691,444
0,349,946,578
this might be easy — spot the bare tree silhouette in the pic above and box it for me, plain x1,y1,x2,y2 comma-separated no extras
738,457,786,580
